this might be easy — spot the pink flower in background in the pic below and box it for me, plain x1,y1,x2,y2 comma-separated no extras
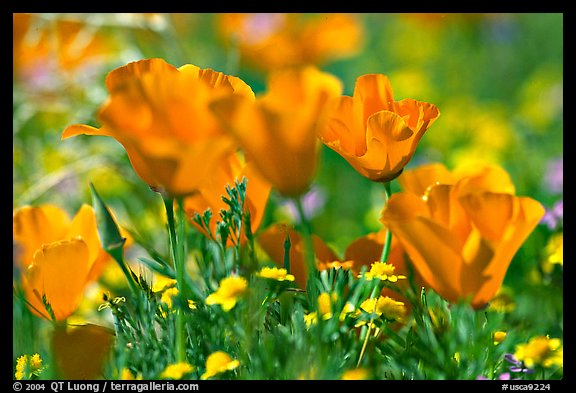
281,186,327,223
544,156,563,194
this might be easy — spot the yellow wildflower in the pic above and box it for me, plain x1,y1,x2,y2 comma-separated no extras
205,276,247,311
359,261,407,282
339,302,356,322
160,287,179,309
200,351,240,380
160,362,194,379
14,353,45,380
256,266,295,282
341,368,370,380
543,233,563,274
355,295,407,326
493,331,507,345
514,336,563,369
119,368,142,380
317,292,337,320
304,312,318,328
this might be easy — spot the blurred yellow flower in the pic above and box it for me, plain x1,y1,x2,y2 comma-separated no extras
119,367,142,380
15,353,45,380
487,287,516,313
211,65,342,197
317,292,337,320
205,276,248,311
13,204,114,321
160,362,194,379
514,336,563,369
62,58,254,197
355,295,407,326
256,267,295,282
304,312,318,328
543,233,563,273
320,73,440,182
217,13,364,71
200,351,240,380
381,163,545,309
493,331,507,345
341,367,370,380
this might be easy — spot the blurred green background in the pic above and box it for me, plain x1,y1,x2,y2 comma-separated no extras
13,13,563,341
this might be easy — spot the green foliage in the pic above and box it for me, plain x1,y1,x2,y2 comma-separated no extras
13,13,563,381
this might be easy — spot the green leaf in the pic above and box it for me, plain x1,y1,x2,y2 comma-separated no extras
90,182,126,252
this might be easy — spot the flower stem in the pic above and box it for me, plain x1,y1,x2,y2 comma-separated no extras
163,196,187,363
357,284,379,367
380,181,393,263
294,196,316,287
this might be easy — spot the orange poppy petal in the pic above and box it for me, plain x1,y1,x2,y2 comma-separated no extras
454,164,516,196
398,163,455,196
104,58,178,92
393,98,440,132
382,193,463,302
13,205,71,271
27,238,91,321
353,74,395,127
62,124,112,140
66,204,101,265
350,110,418,181
51,324,114,379
471,196,545,307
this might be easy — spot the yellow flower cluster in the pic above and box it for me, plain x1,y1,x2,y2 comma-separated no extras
514,336,563,369
256,266,295,282
359,261,407,282
14,353,44,380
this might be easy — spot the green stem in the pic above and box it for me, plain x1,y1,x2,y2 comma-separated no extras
357,284,380,367
380,181,393,263
163,196,187,363
111,248,140,297
294,197,316,285
283,233,291,274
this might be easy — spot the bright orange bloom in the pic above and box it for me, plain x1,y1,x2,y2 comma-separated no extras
183,151,271,243
62,58,255,197
320,74,440,182
13,204,117,321
380,164,545,309
397,162,516,197
217,13,364,71
211,66,342,197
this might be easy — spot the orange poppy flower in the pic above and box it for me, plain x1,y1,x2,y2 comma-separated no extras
13,13,117,79
216,13,364,71
211,65,342,197
51,324,114,379
183,151,272,244
397,162,516,197
380,166,545,309
319,73,440,182
62,58,255,197
13,204,120,321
